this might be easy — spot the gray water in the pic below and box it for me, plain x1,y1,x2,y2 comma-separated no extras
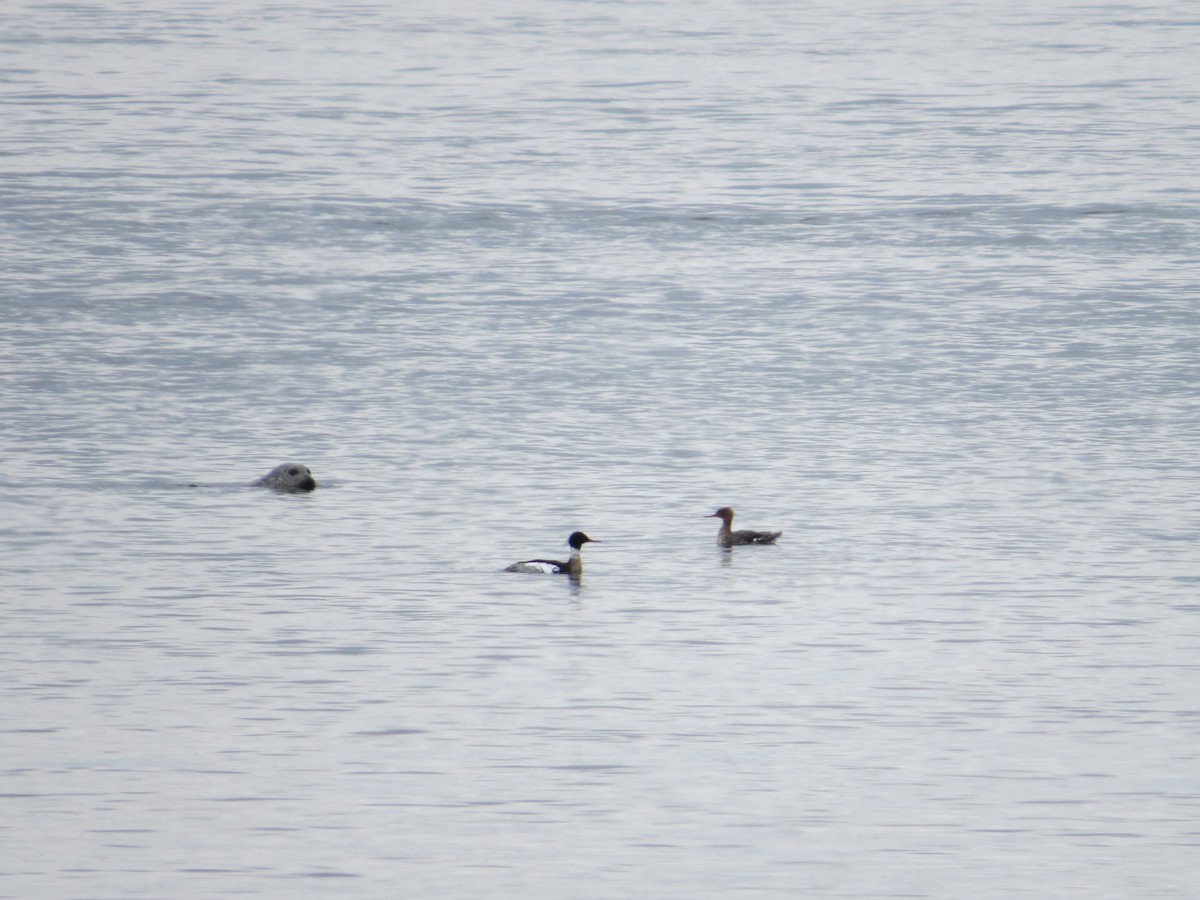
2,1,1199,897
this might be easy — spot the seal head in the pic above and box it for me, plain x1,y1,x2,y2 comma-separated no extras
253,463,317,493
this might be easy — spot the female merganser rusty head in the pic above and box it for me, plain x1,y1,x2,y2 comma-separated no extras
705,507,781,548
505,531,599,579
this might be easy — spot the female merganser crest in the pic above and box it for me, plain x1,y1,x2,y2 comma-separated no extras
705,507,781,548
505,531,599,579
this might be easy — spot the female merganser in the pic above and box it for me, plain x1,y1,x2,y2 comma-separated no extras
705,507,781,547
505,531,599,579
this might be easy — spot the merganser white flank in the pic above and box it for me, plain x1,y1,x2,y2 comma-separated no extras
505,531,599,579
705,507,781,548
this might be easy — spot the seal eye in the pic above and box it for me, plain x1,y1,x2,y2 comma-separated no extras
288,468,299,476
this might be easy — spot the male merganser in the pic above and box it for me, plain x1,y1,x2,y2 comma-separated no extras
505,531,599,579
705,507,781,547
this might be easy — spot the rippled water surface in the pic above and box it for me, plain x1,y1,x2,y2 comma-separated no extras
2,1,1198,897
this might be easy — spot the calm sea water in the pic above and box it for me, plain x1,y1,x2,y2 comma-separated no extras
2,1,1198,897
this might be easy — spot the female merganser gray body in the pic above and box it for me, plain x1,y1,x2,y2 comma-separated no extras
706,507,781,547
505,531,599,579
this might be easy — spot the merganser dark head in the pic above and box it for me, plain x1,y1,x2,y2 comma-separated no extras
568,531,598,549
